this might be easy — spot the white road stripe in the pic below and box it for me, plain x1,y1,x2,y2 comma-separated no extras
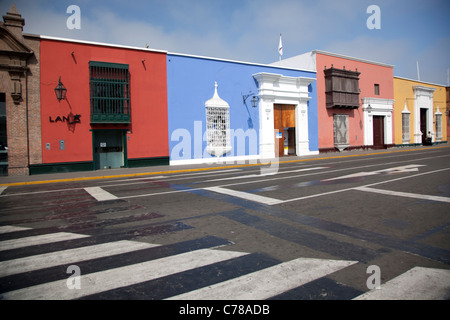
0,186,7,195
1,248,248,300
84,187,118,201
168,258,357,300
0,232,90,252
204,186,283,205
354,267,450,300
0,225,32,234
99,176,166,183
355,186,450,203
204,167,328,182
0,240,159,277
322,164,425,182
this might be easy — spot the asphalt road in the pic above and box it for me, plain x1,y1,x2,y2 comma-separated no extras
1,145,449,304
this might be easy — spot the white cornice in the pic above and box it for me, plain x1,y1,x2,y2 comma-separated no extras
253,72,316,85
413,85,436,98
361,97,395,105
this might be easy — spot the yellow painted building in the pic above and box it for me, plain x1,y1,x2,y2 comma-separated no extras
394,77,447,146
447,87,450,141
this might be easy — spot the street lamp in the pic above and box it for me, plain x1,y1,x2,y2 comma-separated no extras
54,77,67,102
242,93,259,108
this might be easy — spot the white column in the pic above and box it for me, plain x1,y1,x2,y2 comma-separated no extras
259,98,275,159
295,100,310,155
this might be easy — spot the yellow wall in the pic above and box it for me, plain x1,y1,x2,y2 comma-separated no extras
394,77,447,145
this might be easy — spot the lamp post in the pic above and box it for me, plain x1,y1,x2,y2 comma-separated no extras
54,77,67,102
242,93,259,108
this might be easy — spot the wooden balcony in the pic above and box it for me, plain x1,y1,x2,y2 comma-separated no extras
324,66,360,109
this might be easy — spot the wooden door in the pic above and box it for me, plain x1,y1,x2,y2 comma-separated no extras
420,108,428,145
373,116,385,148
274,104,296,157
274,105,284,157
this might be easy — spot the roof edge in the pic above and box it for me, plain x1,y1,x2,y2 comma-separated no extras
313,50,394,68
39,35,168,54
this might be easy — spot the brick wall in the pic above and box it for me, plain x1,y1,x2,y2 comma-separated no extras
24,34,42,166
0,6,41,176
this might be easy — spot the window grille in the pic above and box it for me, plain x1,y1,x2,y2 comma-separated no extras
436,113,442,140
402,113,410,143
333,114,349,146
205,82,231,156
89,61,130,123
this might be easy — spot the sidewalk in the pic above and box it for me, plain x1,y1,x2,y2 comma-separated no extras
0,144,448,186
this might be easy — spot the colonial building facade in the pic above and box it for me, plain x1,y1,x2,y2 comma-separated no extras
0,5,41,176
393,77,447,146
273,50,395,152
34,36,169,174
167,53,318,165
0,6,448,176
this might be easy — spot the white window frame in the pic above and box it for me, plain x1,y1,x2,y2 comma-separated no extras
402,102,411,144
435,107,442,141
205,82,231,157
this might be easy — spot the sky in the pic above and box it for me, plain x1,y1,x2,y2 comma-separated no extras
1,0,449,85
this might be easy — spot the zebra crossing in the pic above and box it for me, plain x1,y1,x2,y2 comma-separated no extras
1,225,449,300
0,224,357,300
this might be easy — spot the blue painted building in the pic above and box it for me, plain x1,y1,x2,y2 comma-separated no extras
167,53,318,165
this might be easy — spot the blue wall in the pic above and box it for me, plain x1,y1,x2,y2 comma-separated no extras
167,54,317,161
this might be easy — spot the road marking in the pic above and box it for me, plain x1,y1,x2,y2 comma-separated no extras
202,167,450,206
0,232,90,252
84,187,118,201
355,186,450,203
167,258,358,300
204,167,328,182
277,167,450,205
278,187,356,204
0,186,7,194
99,176,167,183
322,164,426,182
354,267,450,300
1,248,248,300
1,146,448,187
204,186,284,205
0,225,32,234
0,240,160,277
119,188,192,199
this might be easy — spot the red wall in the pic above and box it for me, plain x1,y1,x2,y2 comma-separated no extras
40,39,168,164
316,53,394,149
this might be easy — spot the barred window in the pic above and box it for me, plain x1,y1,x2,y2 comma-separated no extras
89,61,130,123
205,82,231,156
333,114,349,150
436,113,442,140
402,113,410,143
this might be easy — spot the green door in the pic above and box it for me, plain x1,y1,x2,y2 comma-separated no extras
93,130,126,170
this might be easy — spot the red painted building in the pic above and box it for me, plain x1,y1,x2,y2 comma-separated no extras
36,36,169,173
273,50,395,152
